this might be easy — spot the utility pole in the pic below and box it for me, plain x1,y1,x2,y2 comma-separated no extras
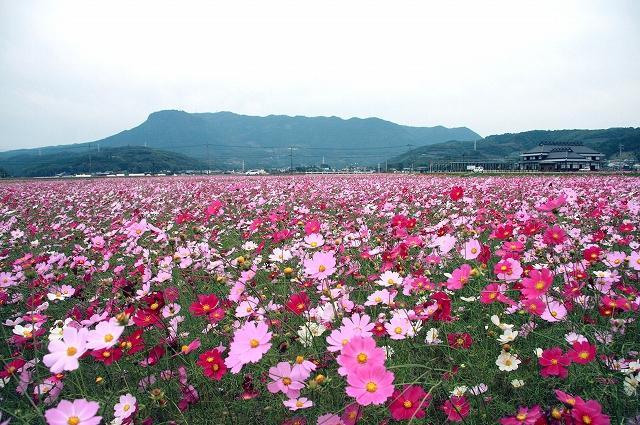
619,143,624,172
289,146,294,173
206,141,210,174
377,163,380,173
242,160,245,173
385,160,388,173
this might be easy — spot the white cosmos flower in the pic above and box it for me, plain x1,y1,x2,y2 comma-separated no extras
497,328,519,344
496,351,521,371
511,379,525,388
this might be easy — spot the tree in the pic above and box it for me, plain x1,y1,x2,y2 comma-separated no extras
0,167,9,178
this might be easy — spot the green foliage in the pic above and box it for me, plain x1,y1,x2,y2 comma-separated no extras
4,146,207,177
388,127,640,168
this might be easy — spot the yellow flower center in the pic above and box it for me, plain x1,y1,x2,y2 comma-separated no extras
67,417,80,425
283,377,292,385
516,413,527,421
103,351,111,358
66,346,77,356
150,302,159,310
582,415,592,424
213,364,219,371
296,303,305,310
295,400,304,408
342,338,349,345
318,264,326,272
249,339,259,348
202,304,211,312
470,248,477,254
394,326,403,334
535,281,545,290
366,381,377,392
374,296,382,303
296,355,304,364
123,404,130,412
551,359,558,365
357,353,368,364
311,242,318,247
579,351,589,359
104,334,114,342
403,400,413,408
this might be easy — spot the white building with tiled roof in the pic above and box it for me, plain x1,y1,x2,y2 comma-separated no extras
519,142,603,171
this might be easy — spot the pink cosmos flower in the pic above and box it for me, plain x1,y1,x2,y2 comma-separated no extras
571,399,610,425
446,264,472,290
604,251,626,268
43,327,88,373
499,405,543,425
627,251,640,271
326,327,355,352
494,258,523,281
304,233,325,248
385,316,411,340
44,399,102,425
340,313,375,337
283,397,313,411
365,289,395,306
521,268,554,299
86,320,124,350
267,362,305,398
304,251,337,280
318,413,343,425
337,336,386,376
0,272,16,288
461,239,482,260
345,365,395,406
224,321,272,373
540,298,568,322
114,393,137,419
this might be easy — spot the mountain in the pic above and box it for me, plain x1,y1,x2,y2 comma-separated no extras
0,110,481,174
385,128,640,169
2,146,206,177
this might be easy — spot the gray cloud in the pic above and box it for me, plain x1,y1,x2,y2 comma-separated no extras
1,0,639,151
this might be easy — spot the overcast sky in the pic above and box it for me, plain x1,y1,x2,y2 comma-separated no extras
1,0,639,151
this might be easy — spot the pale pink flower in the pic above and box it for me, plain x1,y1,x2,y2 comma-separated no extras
267,362,305,398
44,399,101,425
340,313,375,337
224,320,272,373
43,327,88,373
461,239,481,260
113,393,137,419
364,289,395,306
304,251,337,279
337,336,386,376
86,320,124,350
283,397,313,411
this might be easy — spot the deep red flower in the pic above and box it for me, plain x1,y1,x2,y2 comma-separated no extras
132,309,163,328
286,292,310,316
120,329,145,355
388,385,431,420
0,358,26,379
447,333,473,349
196,349,227,380
430,292,452,321
91,347,123,365
189,294,220,317
582,246,602,263
449,186,464,201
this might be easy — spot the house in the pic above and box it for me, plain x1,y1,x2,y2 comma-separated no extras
519,142,603,171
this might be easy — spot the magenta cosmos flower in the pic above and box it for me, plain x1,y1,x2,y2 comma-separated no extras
44,399,101,425
303,251,337,279
224,320,272,373
43,327,88,373
521,268,554,299
345,365,395,406
337,336,386,376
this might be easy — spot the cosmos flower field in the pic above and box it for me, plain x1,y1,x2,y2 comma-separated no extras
1,175,639,425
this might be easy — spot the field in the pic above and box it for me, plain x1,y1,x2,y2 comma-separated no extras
0,175,639,425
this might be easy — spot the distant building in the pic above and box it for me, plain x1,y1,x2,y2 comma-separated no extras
519,142,603,171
